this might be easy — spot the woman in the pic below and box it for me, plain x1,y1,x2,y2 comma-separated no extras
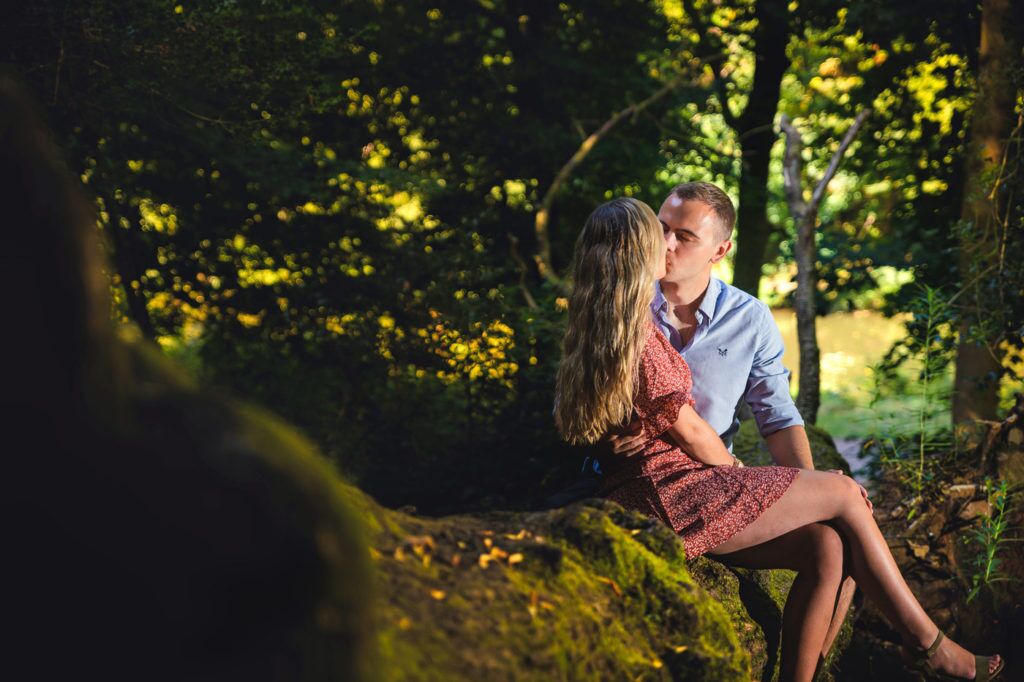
554,197,1004,682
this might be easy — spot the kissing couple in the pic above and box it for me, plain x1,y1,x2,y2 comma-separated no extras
551,184,1004,681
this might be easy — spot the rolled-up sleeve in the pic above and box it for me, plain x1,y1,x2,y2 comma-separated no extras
745,305,804,436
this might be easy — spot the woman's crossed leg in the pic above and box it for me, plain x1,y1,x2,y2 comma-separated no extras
711,522,851,682
706,468,1001,681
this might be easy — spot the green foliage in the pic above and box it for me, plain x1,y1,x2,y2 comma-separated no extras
965,477,1021,603
6,0,695,510
868,284,960,519
5,0,1018,510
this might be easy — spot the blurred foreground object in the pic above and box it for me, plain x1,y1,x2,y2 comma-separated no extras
0,76,374,681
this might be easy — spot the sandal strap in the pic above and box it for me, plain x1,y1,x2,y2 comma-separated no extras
976,653,1005,682
925,629,945,658
975,655,989,682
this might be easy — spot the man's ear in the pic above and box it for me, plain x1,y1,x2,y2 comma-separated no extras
710,239,733,264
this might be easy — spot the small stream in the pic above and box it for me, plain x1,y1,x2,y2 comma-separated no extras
833,437,873,490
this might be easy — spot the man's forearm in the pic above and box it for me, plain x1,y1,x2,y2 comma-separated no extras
764,425,814,469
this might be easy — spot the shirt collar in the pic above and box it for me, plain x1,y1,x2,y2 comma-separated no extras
698,276,721,323
651,280,669,316
651,277,721,324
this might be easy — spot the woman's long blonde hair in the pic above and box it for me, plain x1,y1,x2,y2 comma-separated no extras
554,197,664,445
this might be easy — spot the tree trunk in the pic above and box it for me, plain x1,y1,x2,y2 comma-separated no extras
779,111,870,425
793,214,821,422
952,0,1016,424
730,0,790,297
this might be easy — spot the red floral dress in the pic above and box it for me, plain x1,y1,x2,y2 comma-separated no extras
599,320,800,560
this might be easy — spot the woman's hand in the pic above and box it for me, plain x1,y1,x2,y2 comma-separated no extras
828,469,872,514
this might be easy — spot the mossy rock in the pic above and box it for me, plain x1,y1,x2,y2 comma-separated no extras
113,342,855,680
197,402,854,680
734,420,851,474
38,338,378,680
357,492,748,680
352,484,856,680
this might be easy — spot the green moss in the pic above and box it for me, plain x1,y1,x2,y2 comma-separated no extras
127,335,855,680
86,339,383,680
329,418,859,680
360,497,750,680
734,420,850,473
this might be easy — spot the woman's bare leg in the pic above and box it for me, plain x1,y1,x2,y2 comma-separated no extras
821,574,857,662
712,522,845,682
707,468,1002,678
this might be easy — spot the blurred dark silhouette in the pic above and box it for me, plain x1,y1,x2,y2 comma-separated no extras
0,75,374,680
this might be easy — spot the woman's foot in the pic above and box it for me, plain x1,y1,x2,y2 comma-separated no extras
901,629,1003,679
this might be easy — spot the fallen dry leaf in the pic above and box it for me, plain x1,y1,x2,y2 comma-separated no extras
906,539,930,559
595,575,623,597
430,589,446,601
406,535,436,553
527,590,539,619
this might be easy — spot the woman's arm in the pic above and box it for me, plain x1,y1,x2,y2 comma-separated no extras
667,404,738,467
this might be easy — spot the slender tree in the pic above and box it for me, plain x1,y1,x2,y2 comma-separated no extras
952,0,1020,424
779,110,870,423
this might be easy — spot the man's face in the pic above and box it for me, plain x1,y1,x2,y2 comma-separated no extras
657,195,732,286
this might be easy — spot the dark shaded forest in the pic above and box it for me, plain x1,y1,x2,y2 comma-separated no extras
3,1,1023,678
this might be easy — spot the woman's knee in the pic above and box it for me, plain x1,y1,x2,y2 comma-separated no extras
830,473,865,515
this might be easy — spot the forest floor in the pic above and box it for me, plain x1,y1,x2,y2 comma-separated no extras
831,405,1024,681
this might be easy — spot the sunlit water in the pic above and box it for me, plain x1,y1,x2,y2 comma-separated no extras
770,309,910,398
770,309,914,483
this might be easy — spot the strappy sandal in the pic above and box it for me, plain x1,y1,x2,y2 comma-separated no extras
900,629,1004,681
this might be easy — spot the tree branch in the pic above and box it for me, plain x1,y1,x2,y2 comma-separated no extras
533,72,701,292
641,109,740,161
506,233,538,310
809,109,872,213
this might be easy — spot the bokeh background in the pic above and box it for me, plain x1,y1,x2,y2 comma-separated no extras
5,0,1022,514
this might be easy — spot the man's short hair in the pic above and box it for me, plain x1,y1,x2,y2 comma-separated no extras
669,182,735,242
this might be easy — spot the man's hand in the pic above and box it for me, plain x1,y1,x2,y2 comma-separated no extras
828,469,872,514
608,418,646,458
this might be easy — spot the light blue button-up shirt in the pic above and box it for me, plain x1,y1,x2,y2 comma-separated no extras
650,277,804,451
